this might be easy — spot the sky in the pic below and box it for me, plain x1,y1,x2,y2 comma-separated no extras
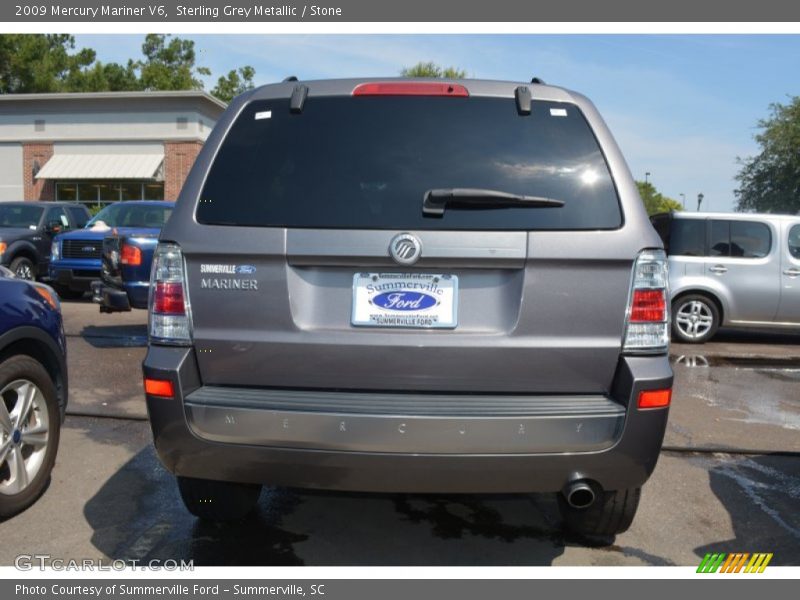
76,34,800,213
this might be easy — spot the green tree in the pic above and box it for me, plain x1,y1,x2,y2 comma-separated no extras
400,61,468,79
211,66,255,103
138,34,210,91
0,34,95,93
636,181,683,215
735,97,800,214
64,59,142,93
0,33,254,102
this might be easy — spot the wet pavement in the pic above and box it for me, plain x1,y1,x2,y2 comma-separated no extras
0,302,798,566
61,299,148,420
667,344,800,453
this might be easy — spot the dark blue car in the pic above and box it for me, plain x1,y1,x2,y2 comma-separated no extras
0,267,67,518
48,201,175,299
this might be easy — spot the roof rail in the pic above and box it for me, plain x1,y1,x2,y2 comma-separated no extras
283,76,299,82
530,77,546,84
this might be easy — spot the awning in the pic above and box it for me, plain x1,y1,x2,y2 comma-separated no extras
35,153,163,180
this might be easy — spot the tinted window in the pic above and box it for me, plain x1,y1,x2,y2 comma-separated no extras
650,214,670,244
789,224,800,259
709,220,731,257
0,205,43,228
67,207,90,228
669,218,705,256
731,221,771,258
46,207,69,230
709,220,771,258
197,97,621,230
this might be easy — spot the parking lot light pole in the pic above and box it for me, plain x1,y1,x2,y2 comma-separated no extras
645,172,651,184
697,193,704,212
680,193,685,209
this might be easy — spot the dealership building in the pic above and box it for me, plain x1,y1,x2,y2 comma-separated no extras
0,91,226,204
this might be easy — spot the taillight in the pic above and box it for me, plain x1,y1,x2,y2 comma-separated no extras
352,82,469,97
623,249,669,353
120,244,142,266
153,282,184,314
149,243,192,344
630,290,666,322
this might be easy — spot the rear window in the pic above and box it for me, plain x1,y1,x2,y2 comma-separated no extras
669,218,705,256
197,96,621,230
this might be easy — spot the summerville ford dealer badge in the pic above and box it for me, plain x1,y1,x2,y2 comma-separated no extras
351,273,458,329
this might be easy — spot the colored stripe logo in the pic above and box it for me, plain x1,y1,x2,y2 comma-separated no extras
697,552,773,573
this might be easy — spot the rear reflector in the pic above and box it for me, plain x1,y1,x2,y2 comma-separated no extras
120,244,142,266
638,389,672,409
630,289,666,322
352,82,469,97
153,282,185,315
144,378,174,398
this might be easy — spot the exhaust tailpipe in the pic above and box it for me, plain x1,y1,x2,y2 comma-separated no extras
563,480,596,509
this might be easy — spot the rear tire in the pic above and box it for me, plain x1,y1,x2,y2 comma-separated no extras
9,257,35,281
177,476,261,521
558,487,641,536
672,294,720,344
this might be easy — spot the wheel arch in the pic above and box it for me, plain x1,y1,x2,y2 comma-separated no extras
5,241,39,265
0,327,68,419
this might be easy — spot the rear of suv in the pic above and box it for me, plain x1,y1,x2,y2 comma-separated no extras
143,78,673,536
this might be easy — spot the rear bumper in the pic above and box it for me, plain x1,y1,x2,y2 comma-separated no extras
91,280,131,312
91,280,149,312
143,347,672,494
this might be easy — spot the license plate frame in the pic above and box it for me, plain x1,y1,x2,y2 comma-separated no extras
351,272,458,329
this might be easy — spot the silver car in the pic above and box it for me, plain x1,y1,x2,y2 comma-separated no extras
143,78,673,536
652,211,800,343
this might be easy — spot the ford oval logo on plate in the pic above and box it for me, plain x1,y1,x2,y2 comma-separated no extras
236,265,257,275
372,291,438,311
352,273,458,328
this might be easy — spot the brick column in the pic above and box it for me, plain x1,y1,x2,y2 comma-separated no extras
164,141,203,201
23,142,55,201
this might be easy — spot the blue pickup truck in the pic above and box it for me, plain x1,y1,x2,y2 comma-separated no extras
48,201,174,301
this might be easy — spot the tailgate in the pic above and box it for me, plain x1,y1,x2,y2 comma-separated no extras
185,228,632,394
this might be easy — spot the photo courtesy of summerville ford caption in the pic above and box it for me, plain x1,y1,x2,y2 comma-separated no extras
142,77,673,536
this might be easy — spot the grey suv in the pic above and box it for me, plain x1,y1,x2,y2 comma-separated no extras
143,78,673,536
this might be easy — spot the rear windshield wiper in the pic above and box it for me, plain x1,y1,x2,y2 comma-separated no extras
423,188,565,216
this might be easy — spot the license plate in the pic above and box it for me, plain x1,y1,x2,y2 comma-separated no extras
351,273,458,329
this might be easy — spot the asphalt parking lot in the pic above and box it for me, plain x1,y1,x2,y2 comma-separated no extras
1,300,799,566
